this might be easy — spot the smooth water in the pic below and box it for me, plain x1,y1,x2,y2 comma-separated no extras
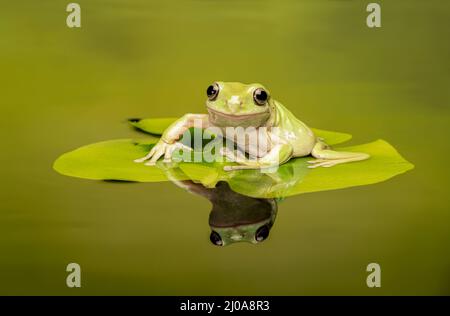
1,0,449,295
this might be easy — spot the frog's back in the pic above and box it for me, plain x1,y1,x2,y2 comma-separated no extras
272,100,316,156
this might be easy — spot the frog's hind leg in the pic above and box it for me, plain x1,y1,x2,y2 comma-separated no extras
222,144,293,171
308,140,369,168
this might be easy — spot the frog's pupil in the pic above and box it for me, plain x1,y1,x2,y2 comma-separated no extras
255,225,270,242
257,90,267,101
210,231,223,246
207,84,218,100
254,89,268,105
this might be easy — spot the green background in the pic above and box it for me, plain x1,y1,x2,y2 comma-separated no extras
1,0,449,295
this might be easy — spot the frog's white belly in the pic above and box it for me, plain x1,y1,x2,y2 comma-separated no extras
215,107,317,159
225,126,316,159
224,128,271,158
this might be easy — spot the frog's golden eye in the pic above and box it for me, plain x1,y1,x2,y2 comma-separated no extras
253,88,268,105
210,231,223,246
206,83,220,101
255,225,270,242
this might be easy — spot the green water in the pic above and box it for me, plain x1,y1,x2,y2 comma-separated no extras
1,0,449,295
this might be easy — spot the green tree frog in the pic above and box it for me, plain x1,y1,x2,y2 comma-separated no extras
135,82,369,170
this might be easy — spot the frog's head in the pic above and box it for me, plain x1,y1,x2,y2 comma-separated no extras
208,188,278,246
209,219,275,247
205,81,273,128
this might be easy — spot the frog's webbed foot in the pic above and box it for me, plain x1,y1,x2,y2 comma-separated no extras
308,140,370,168
223,165,258,171
134,140,192,166
307,159,345,168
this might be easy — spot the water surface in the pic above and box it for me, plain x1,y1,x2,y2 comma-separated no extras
0,0,449,295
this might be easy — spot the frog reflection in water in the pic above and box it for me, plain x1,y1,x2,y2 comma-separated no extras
164,169,277,246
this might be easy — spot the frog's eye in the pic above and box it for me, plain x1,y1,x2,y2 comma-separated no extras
210,231,223,246
255,225,270,242
207,83,220,101
253,88,268,105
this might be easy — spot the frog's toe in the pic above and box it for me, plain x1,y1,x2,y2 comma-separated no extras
135,155,153,163
307,159,326,164
307,160,338,168
135,147,157,163
134,157,147,163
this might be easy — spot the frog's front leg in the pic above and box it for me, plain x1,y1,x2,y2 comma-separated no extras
134,114,209,165
308,140,369,168
222,144,293,171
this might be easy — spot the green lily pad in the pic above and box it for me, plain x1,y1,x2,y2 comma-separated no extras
128,117,352,146
129,118,177,135
53,138,166,182
53,132,414,198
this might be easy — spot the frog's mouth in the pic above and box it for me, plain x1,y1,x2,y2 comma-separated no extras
207,107,270,127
